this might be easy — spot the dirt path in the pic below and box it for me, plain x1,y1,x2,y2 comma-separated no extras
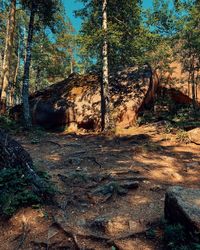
0,124,199,250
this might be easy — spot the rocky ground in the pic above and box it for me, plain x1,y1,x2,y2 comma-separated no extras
0,123,199,250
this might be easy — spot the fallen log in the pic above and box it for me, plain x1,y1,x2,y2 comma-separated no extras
0,128,49,193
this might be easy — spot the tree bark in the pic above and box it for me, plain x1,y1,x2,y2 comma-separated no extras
101,0,110,131
35,66,41,92
191,57,197,111
0,0,16,113
22,5,36,129
9,45,20,107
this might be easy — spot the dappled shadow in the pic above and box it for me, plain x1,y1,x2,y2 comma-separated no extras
10,126,200,249
20,128,200,189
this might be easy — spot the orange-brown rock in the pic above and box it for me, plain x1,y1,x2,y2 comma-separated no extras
12,66,159,131
158,61,200,105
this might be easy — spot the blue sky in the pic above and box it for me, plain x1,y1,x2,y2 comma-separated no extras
63,0,153,33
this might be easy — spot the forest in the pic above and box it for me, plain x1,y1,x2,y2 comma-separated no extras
0,0,200,249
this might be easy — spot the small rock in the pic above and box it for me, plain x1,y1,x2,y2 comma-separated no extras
90,216,146,237
186,162,199,169
77,218,86,227
120,181,139,190
188,128,200,145
150,185,163,192
149,203,155,209
67,157,82,166
90,215,109,232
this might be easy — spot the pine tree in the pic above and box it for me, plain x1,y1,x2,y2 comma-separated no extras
0,0,16,113
21,0,61,129
76,0,142,72
101,0,110,131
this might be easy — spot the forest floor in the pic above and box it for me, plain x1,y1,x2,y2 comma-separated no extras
0,123,199,250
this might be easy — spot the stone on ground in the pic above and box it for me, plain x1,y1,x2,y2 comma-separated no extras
165,186,200,233
188,128,200,145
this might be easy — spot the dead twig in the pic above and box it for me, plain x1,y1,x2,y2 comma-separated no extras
13,222,30,250
44,140,62,147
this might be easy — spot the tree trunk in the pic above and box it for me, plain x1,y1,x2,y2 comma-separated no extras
10,45,20,107
101,0,110,131
191,58,197,111
0,0,16,113
35,66,41,92
22,5,36,129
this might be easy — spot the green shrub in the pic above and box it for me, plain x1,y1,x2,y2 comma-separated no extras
0,115,19,131
176,130,190,144
163,223,200,250
0,166,54,217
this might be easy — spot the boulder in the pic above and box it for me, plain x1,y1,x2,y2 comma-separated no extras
188,128,200,145
11,65,158,131
165,186,200,234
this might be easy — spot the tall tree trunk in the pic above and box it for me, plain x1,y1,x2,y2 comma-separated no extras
0,0,16,113
35,66,41,92
69,48,74,74
191,57,197,111
101,0,110,131
22,6,35,129
10,41,20,107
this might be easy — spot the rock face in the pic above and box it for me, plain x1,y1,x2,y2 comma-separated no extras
188,128,200,145
165,186,200,234
158,61,200,105
12,66,158,131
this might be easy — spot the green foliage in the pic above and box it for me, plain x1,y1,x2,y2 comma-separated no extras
94,181,127,196
76,0,143,72
147,219,200,250
0,115,19,131
163,223,200,250
28,126,47,144
176,130,190,144
0,165,54,217
164,224,187,249
68,171,89,184
0,0,77,106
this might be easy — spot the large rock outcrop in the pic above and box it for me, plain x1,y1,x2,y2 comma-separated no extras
12,66,159,131
165,186,200,234
159,61,200,105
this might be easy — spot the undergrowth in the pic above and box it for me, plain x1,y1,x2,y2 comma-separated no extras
175,130,191,144
0,114,20,132
146,219,200,250
138,104,200,132
0,165,55,218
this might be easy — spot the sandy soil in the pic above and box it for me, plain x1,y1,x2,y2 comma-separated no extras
0,124,199,250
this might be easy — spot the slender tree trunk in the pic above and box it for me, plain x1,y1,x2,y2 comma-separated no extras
35,66,41,91
69,48,74,74
0,52,3,74
10,42,20,107
22,6,35,129
0,0,16,113
191,57,197,111
101,0,110,131
191,71,196,111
